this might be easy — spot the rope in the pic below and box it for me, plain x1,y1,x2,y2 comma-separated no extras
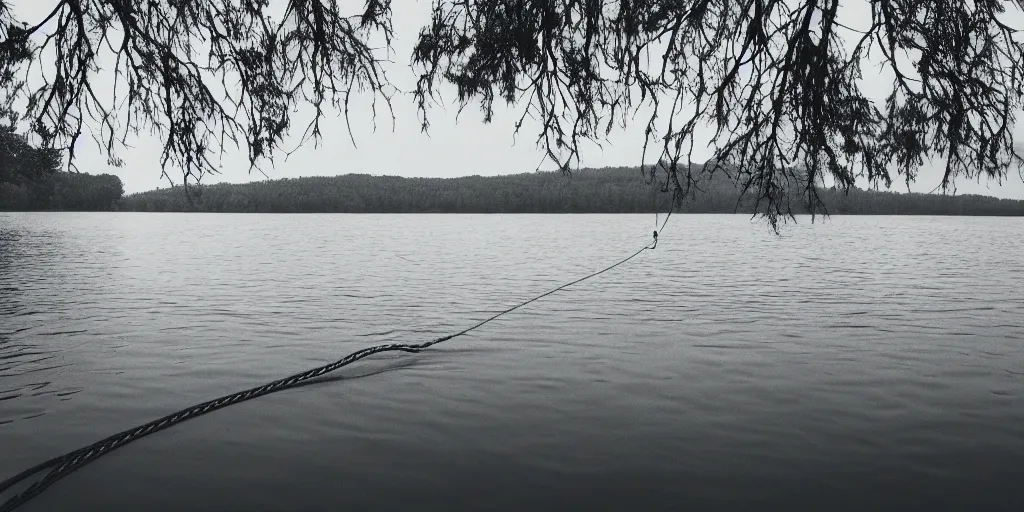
0,216,672,512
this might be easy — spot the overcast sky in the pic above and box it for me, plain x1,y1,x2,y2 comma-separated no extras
9,1,1024,199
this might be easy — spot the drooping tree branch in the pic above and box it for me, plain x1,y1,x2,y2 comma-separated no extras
2,0,1023,228
0,0,395,187
412,0,1024,228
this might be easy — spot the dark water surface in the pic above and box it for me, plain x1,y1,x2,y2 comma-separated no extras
1,213,1022,511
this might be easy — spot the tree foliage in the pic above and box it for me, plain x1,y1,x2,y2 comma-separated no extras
0,170,123,210
412,0,1024,226
119,167,1024,216
0,125,60,183
2,0,1023,227
0,123,121,211
0,0,395,184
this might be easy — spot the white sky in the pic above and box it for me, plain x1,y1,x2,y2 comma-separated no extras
8,0,1024,199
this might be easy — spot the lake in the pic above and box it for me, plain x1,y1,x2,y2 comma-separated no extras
1,213,1022,511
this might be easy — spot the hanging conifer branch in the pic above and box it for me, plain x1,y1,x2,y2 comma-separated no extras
2,0,1023,227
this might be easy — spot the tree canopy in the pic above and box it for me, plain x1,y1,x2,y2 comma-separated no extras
1,0,1023,227
0,125,122,209
0,125,60,184
0,169,123,210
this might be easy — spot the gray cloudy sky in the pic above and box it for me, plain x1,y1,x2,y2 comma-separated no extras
10,1,1024,199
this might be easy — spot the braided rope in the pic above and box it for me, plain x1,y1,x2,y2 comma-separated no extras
0,222,670,512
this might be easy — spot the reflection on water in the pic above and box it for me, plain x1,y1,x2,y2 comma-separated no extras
0,212,1023,511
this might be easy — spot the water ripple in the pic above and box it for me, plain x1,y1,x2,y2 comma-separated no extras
0,213,1022,511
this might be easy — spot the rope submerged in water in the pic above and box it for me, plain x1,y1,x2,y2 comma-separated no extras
0,216,672,512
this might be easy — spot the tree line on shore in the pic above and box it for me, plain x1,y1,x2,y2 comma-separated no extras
0,128,124,211
116,167,1024,216
3,123,1022,217
0,172,124,211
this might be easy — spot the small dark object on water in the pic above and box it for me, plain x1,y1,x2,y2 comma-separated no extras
653,231,658,241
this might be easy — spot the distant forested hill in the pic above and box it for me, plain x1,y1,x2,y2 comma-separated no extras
119,167,1024,216
1,126,124,211
0,172,124,211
